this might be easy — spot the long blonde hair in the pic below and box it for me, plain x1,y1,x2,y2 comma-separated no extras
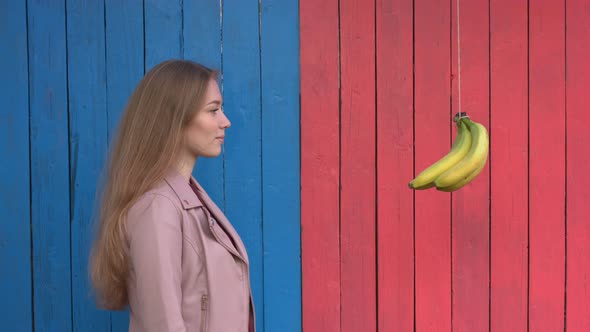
90,59,218,309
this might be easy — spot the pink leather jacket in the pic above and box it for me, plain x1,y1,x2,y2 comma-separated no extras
125,169,255,331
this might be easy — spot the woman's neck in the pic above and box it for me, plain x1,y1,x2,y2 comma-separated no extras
176,155,197,181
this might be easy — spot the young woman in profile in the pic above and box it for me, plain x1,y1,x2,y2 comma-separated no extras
89,59,255,332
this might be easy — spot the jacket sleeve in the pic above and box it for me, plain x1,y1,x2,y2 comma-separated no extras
127,193,187,332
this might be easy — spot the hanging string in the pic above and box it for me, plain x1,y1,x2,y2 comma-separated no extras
455,0,469,121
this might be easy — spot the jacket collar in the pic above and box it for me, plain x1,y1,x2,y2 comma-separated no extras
189,176,250,264
163,168,250,264
163,168,203,210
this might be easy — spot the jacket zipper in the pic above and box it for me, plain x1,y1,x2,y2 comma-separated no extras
201,294,208,332
207,219,247,265
200,208,252,330
209,225,243,259
245,265,255,332
198,206,244,262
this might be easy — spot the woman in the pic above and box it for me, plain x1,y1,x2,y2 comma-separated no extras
89,59,255,332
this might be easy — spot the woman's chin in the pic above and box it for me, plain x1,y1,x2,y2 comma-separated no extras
200,148,222,158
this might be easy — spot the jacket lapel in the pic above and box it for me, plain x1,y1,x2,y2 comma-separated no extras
163,169,249,265
191,177,250,265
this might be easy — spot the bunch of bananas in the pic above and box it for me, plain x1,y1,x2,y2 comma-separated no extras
408,113,489,192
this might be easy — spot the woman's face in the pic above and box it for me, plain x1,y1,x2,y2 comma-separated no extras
183,78,231,158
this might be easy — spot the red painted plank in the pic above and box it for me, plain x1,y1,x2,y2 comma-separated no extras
339,0,376,330
376,0,414,331
300,0,341,330
566,0,590,330
529,0,566,331
490,0,528,331
414,0,451,331
450,0,490,331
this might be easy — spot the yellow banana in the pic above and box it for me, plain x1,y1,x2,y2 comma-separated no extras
436,152,487,192
434,118,489,188
409,120,472,189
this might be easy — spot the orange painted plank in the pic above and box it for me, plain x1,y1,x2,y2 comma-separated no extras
450,0,490,331
300,0,341,330
376,0,414,331
566,0,590,330
414,0,452,331
529,0,566,331
490,0,529,331
339,0,376,330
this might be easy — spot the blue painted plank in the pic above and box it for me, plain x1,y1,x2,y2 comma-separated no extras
66,0,110,330
183,0,221,71
105,0,144,330
0,1,32,330
222,0,264,330
183,0,225,209
105,0,144,142
145,0,183,71
27,1,72,331
260,0,301,330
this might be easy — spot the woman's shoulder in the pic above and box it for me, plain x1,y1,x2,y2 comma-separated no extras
126,180,183,231
134,178,182,208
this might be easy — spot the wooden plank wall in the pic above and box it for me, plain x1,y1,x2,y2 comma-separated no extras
490,0,528,330
300,0,590,331
0,1,31,331
0,1,300,331
2,0,590,331
566,1,590,330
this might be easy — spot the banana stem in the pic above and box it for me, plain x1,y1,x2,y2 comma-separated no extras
453,112,468,123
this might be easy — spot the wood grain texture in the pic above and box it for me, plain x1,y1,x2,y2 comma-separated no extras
529,0,566,331
144,0,182,71
450,0,490,330
0,1,32,330
376,0,414,331
66,0,110,330
260,0,302,330
490,0,529,331
339,0,376,330
566,0,590,330
414,0,452,330
300,0,341,330
28,0,72,330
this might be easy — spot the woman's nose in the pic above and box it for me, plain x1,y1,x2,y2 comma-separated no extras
221,112,231,129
